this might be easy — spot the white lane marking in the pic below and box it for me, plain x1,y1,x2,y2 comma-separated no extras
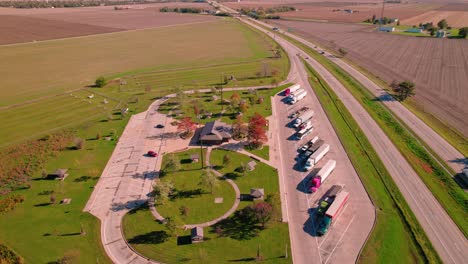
324,215,355,264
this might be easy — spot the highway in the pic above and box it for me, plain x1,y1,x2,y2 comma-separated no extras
272,26,467,174
230,11,468,264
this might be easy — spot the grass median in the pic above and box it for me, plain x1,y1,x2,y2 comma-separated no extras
284,34,468,236
304,61,441,263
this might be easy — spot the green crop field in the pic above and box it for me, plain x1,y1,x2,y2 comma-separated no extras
0,19,289,148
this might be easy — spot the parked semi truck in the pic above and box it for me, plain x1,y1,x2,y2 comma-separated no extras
300,139,324,161
304,144,330,171
284,84,300,96
296,122,313,140
316,185,344,217
309,160,336,193
299,136,319,152
293,110,314,128
287,88,305,101
290,90,307,104
317,191,349,236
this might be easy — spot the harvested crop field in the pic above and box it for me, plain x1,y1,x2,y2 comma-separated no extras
0,15,120,45
272,19,468,135
225,1,442,23
0,3,216,45
401,10,468,28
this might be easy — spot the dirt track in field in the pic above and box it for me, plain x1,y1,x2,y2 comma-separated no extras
272,19,468,135
0,3,217,45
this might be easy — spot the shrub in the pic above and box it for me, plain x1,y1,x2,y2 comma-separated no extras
74,138,85,150
94,76,106,88
0,195,24,213
0,244,24,264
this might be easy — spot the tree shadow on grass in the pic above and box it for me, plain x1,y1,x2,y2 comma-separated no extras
171,188,204,199
128,231,169,244
228,258,256,262
34,203,52,207
224,172,240,180
177,235,192,245
211,208,261,240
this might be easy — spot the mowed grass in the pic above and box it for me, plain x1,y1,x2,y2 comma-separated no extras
157,149,236,225
124,206,290,264
0,90,117,148
0,19,266,106
123,150,290,263
0,116,132,263
158,84,289,125
304,62,440,263
0,19,289,148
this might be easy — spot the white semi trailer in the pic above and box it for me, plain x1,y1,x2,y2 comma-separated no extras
304,144,330,171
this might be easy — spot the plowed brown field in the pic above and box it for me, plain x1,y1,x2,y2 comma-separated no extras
225,1,442,23
272,19,468,135
0,3,216,45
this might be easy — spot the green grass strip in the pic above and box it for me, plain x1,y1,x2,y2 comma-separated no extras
282,34,468,236
304,61,441,263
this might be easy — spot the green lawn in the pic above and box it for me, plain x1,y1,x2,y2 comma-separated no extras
0,18,290,149
158,84,289,125
244,145,270,161
157,149,236,224
210,149,278,197
124,206,291,264
0,116,130,263
280,32,468,236
123,150,290,263
304,61,440,263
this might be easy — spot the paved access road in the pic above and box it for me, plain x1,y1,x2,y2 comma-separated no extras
242,18,375,264
263,20,466,174
235,16,468,264
85,97,173,264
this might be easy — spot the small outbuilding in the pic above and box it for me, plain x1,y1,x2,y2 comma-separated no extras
247,161,257,171
250,188,265,200
191,227,204,243
191,153,200,163
48,169,69,180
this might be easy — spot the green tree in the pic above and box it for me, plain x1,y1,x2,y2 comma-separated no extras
199,169,218,194
153,180,174,204
396,81,416,101
437,19,448,29
338,48,348,57
429,26,438,36
164,154,180,173
165,216,183,237
459,27,468,38
95,76,106,88
223,154,231,167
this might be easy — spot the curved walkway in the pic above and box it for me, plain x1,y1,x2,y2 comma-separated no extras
149,146,241,229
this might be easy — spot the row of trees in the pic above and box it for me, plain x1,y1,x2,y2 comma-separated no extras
0,0,155,9
159,7,208,14
238,6,295,20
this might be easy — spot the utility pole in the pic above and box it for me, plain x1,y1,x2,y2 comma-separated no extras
198,115,204,169
379,0,386,31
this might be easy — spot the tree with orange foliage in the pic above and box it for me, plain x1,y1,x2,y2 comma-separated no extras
248,113,268,148
177,117,197,138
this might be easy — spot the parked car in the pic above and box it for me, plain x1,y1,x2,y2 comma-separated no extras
147,151,158,157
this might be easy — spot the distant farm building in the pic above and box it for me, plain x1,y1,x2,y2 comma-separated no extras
199,120,231,145
405,28,422,33
436,30,447,38
379,26,395,32
191,227,204,243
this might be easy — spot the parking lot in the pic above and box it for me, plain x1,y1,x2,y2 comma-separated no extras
271,68,374,263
